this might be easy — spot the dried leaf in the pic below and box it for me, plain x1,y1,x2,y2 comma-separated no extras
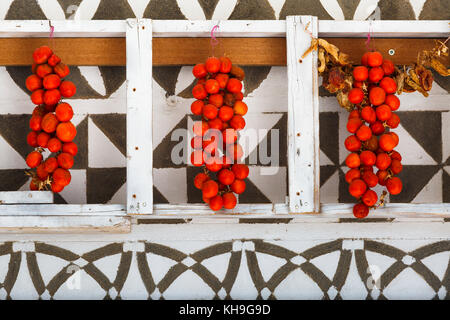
318,39,340,61
336,91,352,111
318,39,351,66
402,82,416,93
430,58,450,76
343,73,354,92
318,47,326,73
338,52,351,66
409,68,420,85
394,67,406,95
415,65,433,91
322,67,346,93
405,77,428,97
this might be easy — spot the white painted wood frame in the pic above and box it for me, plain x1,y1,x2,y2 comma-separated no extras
0,18,449,226
0,20,127,37
145,202,450,220
286,16,320,213
0,20,130,232
126,19,153,214
150,20,448,38
0,19,444,38
0,191,53,204
146,17,449,218
143,16,321,215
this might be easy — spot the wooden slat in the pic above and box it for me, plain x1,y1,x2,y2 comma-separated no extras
0,191,53,204
0,37,448,66
0,38,125,66
156,38,449,66
321,203,450,215
318,20,449,38
151,19,449,38
126,19,153,214
324,38,450,65
153,37,287,65
287,16,319,214
150,203,450,218
0,204,126,216
0,20,126,38
0,216,131,233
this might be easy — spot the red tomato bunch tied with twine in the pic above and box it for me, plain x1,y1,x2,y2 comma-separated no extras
190,56,249,211
346,51,403,218
25,46,77,193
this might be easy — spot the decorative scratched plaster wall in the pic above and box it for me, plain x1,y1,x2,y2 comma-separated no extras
0,0,449,299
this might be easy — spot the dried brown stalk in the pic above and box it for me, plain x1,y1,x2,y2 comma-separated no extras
375,191,388,208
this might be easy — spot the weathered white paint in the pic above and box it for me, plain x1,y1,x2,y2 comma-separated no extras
317,20,450,38
151,20,449,38
0,216,131,233
151,203,450,219
152,20,286,37
0,20,126,37
321,203,450,215
0,204,126,216
153,203,285,216
1,201,446,220
0,191,53,204
286,16,320,213
126,19,153,214
0,19,447,39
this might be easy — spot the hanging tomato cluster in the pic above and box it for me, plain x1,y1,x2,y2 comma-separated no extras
345,51,403,218
25,46,77,193
190,57,249,211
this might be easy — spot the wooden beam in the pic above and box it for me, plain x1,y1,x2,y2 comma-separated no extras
0,37,447,66
153,37,287,66
126,19,154,214
0,38,125,66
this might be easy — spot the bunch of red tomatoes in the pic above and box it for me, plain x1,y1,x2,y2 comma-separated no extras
25,46,77,193
190,56,249,211
346,51,403,218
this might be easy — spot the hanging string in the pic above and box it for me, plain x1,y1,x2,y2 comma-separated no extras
365,20,373,52
49,21,55,48
210,23,220,57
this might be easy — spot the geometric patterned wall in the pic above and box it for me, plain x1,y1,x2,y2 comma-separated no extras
0,239,450,300
0,238,449,300
0,0,449,300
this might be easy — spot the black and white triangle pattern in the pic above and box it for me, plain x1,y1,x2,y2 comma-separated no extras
0,0,448,205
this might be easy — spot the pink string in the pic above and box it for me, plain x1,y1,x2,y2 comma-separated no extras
49,25,54,39
210,24,219,48
365,22,372,51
